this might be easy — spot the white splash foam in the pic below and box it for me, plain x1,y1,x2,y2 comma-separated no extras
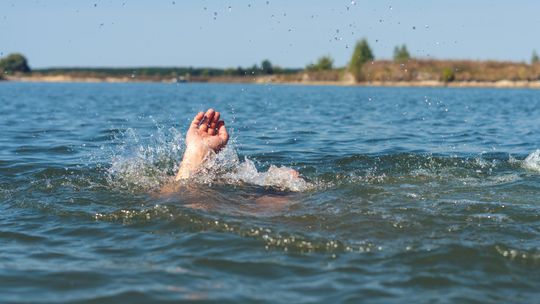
107,127,184,191
222,158,311,192
523,150,540,172
107,127,310,192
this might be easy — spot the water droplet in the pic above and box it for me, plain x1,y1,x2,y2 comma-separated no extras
389,5,393,10
228,6,232,12
266,1,270,4
425,24,429,29
412,26,416,30
172,1,175,4
93,3,97,7
351,0,356,5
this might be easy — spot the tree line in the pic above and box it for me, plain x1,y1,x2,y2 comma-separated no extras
2,45,539,82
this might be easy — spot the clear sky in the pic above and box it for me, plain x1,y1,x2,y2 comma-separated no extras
1,0,539,68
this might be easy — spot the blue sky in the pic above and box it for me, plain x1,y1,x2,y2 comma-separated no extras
1,0,539,68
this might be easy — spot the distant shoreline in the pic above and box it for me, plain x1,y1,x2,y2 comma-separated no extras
4,74,540,89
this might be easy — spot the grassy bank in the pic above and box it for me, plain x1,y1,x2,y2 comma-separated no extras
5,59,540,88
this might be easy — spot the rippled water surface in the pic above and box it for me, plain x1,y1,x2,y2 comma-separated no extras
1,82,540,303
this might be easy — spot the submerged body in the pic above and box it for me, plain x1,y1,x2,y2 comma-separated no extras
161,108,304,209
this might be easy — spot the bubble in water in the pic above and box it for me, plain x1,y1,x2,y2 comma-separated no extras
228,6,232,12
351,0,356,5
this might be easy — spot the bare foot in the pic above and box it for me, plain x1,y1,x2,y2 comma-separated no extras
175,109,229,180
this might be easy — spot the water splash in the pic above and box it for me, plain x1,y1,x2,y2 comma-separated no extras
107,127,184,192
222,158,311,192
106,126,311,192
523,150,540,172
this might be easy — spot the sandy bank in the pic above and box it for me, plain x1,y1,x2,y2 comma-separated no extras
5,75,540,89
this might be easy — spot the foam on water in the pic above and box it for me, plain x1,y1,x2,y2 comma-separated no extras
106,126,311,192
523,149,540,172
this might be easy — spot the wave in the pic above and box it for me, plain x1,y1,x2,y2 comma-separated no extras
522,149,540,172
103,124,540,194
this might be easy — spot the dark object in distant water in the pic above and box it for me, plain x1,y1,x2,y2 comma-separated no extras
173,76,188,83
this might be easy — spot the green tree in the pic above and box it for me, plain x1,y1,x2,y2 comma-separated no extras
393,44,410,62
532,50,539,64
0,53,31,73
307,55,334,71
261,59,274,74
349,39,374,81
236,66,246,76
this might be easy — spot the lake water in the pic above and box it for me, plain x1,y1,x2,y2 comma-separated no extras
1,82,539,303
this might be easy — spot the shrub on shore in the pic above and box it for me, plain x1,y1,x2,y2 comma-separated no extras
349,39,374,81
393,45,411,62
441,67,455,82
306,55,334,71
